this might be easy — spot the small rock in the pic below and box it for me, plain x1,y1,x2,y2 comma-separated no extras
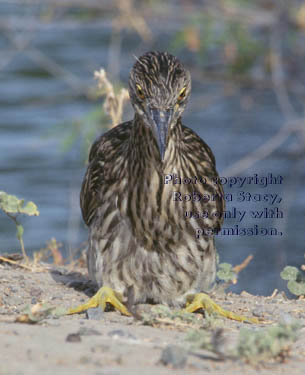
252,306,265,317
29,287,42,298
160,345,187,368
108,330,136,340
86,307,104,320
66,333,81,342
108,329,125,338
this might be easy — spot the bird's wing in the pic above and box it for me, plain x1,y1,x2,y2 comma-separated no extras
80,121,132,226
80,135,106,226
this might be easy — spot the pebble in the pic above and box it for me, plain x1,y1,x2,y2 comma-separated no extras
160,345,188,368
108,329,125,337
66,333,82,342
108,329,137,340
29,287,42,298
86,307,104,320
252,305,265,317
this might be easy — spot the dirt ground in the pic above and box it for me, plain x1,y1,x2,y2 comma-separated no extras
0,260,304,375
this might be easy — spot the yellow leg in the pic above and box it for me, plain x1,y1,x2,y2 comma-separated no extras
67,286,131,316
184,293,259,324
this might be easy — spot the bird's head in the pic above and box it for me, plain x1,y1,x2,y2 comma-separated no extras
129,51,191,160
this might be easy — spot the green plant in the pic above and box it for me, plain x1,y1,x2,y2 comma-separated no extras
51,69,129,161
281,264,305,296
185,320,300,364
217,262,237,283
141,304,203,328
0,191,39,262
185,328,225,355
235,321,300,364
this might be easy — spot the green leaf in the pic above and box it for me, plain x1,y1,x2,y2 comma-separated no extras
0,191,39,216
217,262,236,282
19,201,39,216
0,191,20,213
51,306,68,318
218,262,232,271
16,224,24,240
236,321,300,364
287,280,305,296
17,304,55,324
280,266,300,281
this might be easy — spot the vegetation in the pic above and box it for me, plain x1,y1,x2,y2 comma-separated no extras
216,255,253,291
54,69,129,160
186,320,300,365
33,0,305,159
281,263,305,296
0,191,39,262
217,262,237,283
235,321,300,364
140,304,223,330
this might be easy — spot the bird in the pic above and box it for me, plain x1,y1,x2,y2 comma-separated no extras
68,51,257,323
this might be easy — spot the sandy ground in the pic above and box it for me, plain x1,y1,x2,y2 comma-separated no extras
0,260,305,375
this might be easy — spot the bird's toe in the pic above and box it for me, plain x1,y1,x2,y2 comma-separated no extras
183,293,259,323
67,286,131,316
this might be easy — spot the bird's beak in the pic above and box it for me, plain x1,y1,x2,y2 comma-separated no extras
149,108,173,161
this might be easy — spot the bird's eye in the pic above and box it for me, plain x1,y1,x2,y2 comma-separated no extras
136,84,145,100
177,87,187,102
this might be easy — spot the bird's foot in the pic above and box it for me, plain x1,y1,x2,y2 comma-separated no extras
67,286,131,316
183,293,259,323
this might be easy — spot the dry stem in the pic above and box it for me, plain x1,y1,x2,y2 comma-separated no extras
94,68,129,127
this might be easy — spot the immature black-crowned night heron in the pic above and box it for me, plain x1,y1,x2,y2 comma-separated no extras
68,51,257,323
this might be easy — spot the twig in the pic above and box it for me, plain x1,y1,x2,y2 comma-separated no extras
94,68,129,127
0,256,33,270
233,255,253,275
267,289,278,299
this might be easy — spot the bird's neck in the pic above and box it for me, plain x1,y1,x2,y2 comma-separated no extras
128,113,183,171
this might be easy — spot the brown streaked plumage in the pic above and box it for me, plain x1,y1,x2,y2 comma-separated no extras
80,51,224,307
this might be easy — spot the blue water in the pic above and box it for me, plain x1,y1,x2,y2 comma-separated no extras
0,5,304,296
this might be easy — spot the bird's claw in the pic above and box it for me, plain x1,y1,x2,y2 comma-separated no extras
183,293,259,323
67,286,131,316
